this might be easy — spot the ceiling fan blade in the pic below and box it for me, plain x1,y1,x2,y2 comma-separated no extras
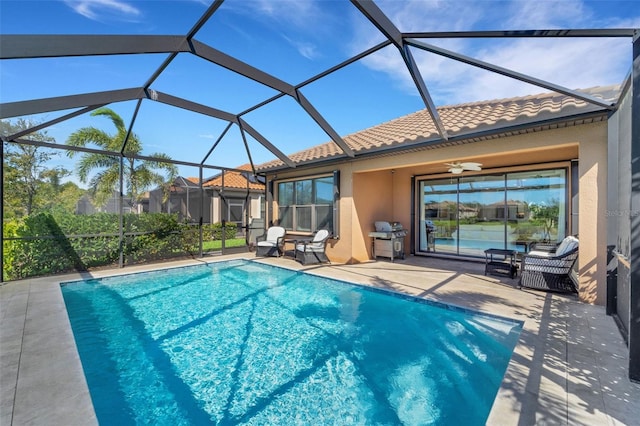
444,161,481,173
460,162,482,170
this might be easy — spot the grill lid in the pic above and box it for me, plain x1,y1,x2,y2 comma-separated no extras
375,221,403,232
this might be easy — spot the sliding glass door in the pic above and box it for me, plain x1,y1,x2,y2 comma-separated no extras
457,175,507,256
506,170,567,248
418,168,567,257
420,179,459,254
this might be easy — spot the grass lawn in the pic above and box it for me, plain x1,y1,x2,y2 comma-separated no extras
202,238,246,251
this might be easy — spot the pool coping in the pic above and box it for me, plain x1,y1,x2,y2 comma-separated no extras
2,254,639,425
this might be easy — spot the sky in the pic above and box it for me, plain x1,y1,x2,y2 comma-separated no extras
1,0,639,183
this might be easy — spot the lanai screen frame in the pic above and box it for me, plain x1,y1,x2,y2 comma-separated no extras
1,0,639,381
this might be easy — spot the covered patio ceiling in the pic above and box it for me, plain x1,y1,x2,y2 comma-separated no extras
0,1,637,175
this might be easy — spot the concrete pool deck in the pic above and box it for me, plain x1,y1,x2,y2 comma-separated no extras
2,254,638,425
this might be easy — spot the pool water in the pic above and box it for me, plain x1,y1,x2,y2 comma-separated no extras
61,259,522,425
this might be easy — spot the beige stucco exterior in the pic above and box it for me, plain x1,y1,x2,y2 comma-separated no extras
577,124,609,305
266,121,609,304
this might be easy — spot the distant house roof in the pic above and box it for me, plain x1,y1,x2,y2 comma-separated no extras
257,85,619,172
201,164,265,191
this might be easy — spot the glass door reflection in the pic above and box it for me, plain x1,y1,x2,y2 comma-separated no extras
457,175,506,256
421,179,459,254
506,170,566,253
417,168,568,258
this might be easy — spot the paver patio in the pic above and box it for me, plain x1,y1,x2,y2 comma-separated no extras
1,254,638,425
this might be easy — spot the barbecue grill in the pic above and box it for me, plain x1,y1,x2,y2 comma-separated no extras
368,221,407,261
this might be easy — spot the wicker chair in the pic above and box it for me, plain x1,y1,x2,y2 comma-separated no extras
519,236,579,293
255,226,286,257
294,229,331,265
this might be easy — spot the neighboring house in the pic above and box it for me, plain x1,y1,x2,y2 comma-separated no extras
76,191,140,215
147,165,265,235
477,200,530,222
146,176,201,221
257,84,628,306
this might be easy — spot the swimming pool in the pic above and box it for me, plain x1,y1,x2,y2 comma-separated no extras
61,259,522,425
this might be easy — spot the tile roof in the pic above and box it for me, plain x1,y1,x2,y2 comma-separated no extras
201,164,264,191
256,85,619,171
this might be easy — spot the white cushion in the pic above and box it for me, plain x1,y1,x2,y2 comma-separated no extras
296,243,324,252
556,236,579,256
296,230,329,252
257,241,276,247
313,229,330,242
264,226,285,243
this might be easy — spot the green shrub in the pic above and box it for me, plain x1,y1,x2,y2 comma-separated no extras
203,222,238,240
2,219,22,281
2,212,205,280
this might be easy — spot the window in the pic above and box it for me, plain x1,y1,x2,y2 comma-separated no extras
277,174,337,235
228,200,245,229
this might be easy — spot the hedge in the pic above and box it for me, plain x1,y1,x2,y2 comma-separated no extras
203,222,238,240
2,213,238,281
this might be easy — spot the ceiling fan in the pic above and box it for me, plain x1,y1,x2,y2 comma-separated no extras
445,161,482,174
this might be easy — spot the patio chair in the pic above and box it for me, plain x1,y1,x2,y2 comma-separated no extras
519,235,579,293
255,226,286,257
294,229,331,265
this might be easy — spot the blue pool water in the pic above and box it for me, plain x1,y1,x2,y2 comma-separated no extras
61,259,522,425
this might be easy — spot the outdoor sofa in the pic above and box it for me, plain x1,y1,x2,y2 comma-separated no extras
519,235,579,293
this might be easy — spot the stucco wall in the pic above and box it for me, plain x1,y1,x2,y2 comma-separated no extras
577,124,609,304
352,170,394,260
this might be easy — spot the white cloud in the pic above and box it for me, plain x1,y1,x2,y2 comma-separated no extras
222,0,335,61
353,0,638,105
377,0,485,32
250,0,323,29
64,0,141,21
505,0,592,28
281,35,319,60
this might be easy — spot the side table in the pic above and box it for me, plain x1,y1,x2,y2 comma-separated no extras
283,238,311,259
484,248,518,278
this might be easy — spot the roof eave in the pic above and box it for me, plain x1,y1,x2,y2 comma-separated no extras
256,109,610,174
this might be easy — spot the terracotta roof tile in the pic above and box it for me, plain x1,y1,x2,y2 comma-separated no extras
257,85,618,171
197,164,264,190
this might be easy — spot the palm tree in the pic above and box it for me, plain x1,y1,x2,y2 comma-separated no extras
66,108,177,207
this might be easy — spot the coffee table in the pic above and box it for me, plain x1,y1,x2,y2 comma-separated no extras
484,248,518,278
